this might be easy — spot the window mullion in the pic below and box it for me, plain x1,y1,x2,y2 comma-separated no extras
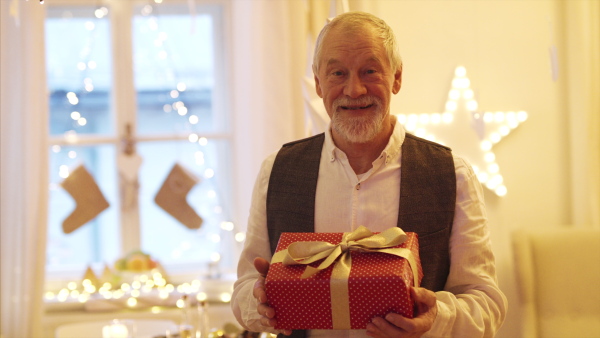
110,1,140,255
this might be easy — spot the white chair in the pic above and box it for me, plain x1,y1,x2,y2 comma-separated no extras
55,319,178,338
512,227,600,338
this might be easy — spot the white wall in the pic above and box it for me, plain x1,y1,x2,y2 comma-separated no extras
371,1,584,336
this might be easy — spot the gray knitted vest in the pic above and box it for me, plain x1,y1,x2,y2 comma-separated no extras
266,133,456,338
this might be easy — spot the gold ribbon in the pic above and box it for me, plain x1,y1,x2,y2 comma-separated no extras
270,226,419,329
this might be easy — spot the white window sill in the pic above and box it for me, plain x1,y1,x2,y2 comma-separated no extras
44,276,238,338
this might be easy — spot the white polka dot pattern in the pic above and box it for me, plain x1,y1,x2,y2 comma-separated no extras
265,231,423,330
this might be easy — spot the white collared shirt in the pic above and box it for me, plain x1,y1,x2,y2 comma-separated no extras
231,116,507,337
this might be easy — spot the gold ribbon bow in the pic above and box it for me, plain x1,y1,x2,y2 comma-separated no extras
270,226,419,329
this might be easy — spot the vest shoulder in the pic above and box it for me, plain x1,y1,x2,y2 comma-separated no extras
404,132,452,152
281,133,325,148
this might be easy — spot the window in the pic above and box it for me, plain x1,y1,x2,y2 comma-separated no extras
45,1,236,284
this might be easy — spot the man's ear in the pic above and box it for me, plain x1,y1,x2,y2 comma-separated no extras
314,73,323,98
392,68,402,94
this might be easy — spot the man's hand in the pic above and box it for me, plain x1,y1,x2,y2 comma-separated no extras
365,287,438,338
252,257,292,336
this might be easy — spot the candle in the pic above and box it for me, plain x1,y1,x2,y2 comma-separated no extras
102,323,129,338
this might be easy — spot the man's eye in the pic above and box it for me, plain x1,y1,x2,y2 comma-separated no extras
332,71,344,76
365,69,376,74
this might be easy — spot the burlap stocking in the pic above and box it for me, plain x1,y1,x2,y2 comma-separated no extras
61,164,110,234
154,163,203,229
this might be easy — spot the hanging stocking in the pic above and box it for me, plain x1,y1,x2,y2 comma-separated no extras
61,164,110,234
154,163,203,229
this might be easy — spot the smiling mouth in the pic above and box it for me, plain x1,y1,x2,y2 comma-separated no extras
341,104,374,110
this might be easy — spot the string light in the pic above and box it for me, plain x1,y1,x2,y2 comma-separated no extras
396,66,527,197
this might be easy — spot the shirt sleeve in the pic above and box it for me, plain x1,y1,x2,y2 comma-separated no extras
230,153,280,334
424,157,508,338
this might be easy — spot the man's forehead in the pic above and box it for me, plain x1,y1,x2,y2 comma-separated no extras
324,55,385,67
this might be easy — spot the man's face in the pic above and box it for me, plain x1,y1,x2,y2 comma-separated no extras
314,26,402,144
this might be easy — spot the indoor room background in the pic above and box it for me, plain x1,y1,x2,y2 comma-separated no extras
2,0,598,337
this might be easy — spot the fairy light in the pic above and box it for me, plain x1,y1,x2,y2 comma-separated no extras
396,66,528,196
196,292,207,302
219,292,231,303
235,232,246,242
204,168,215,178
220,221,234,231
126,297,137,307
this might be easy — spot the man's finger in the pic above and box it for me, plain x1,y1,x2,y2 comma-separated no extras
253,277,267,303
254,257,270,276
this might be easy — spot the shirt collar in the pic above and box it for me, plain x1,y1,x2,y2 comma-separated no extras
324,114,405,163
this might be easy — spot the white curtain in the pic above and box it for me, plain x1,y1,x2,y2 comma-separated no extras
229,0,308,229
564,0,600,228
0,1,48,337
229,0,371,229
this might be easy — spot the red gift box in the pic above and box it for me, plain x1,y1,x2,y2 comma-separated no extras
265,226,423,330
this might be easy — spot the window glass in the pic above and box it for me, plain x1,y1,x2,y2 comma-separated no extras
47,144,120,269
133,6,218,134
44,3,232,278
137,140,233,269
46,7,113,136
46,7,117,271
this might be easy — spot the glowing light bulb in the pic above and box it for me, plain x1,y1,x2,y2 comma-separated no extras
445,101,457,112
196,292,208,301
220,292,232,303
480,140,492,151
477,172,489,183
517,111,528,121
488,163,500,173
212,251,222,262
221,221,234,231
483,112,494,123
455,66,467,77
490,132,501,143
177,107,188,116
396,114,406,124
177,82,187,92
235,232,246,242
127,297,137,307
189,115,199,124
188,133,199,143
170,90,179,99
463,89,474,99
495,185,507,196
467,100,478,111
494,112,505,122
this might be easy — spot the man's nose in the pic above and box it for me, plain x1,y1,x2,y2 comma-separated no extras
343,73,367,98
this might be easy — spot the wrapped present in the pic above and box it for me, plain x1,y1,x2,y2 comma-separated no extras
265,226,423,330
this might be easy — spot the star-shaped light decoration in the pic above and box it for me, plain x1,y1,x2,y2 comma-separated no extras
396,66,528,196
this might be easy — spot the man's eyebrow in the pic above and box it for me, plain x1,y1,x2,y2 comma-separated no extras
366,56,385,65
325,59,342,67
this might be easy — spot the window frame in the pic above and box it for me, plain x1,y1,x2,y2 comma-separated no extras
45,0,234,284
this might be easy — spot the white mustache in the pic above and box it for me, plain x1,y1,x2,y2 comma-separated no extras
333,96,381,110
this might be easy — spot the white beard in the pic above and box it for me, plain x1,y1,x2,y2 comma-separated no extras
331,96,386,144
